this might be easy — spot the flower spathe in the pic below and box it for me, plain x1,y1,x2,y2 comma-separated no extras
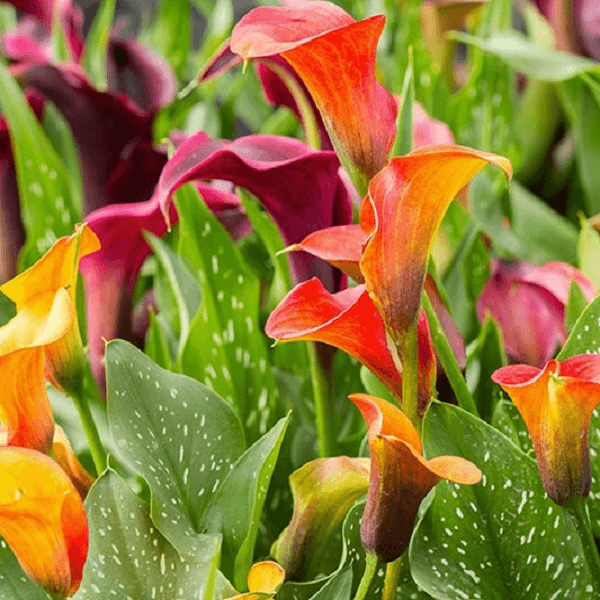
0,446,88,597
350,394,481,562
226,560,285,599
492,355,600,505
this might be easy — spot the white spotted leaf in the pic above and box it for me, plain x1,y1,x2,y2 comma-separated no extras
106,339,245,549
176,183,281,441
0,540,47,600
75,470,221,600
557,294,600,359
203,414,290,590
411,403,593,600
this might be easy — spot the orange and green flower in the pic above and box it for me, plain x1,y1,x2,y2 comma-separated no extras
492,355,600,505
350,393,481,562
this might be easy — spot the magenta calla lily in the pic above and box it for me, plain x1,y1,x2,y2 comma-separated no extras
154,131,352,292
477,259,596,368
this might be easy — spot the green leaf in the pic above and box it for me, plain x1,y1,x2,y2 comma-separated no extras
0,63,81,269
392,47,414,157
587,408,600,537
203,415,290,589
465,316,507,423
106,339,246,547
148,0,190,78
566,280,590,335
196,0,234,67
80,0,116,88
558,295,600,359
144,311,173,370
455,31,600,82
578,219,600,289
411,403,593,599
359,366,395,404
491,400,535,458
509,181,579,265
307,567,352,600
0,539,47,600
0,5,16,34
75,470,221,600
146,232,202,361
176,184,281,441
0,292,16,326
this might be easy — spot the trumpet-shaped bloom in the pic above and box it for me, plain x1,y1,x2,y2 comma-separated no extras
0,446,88,597
477,259,595,368
52,425,94,500
359,146,511,354
227,561,286,599
154,131,352,292
266,278,436,413
1,225,100,396
492,355,600,505
350,394,481,562
230,0,397,193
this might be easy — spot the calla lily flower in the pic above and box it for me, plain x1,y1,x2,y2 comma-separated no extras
154,131,352,292
52,425,94,500
350,393,481,562
266,278,436,413
226,561,285,599
271,456,369,580
492,355,600,506
477,259,596,368
230,0,398,194
2,224,100,396
0,446,88,597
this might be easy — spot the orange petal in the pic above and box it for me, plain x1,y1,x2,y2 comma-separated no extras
360,146,512,354
287,225,366,283
247,561,285,593
492,355,600,504
1,224,100,395
0,288,72,452
349,394,422,454
0,447,88,597
266,279,403,398
231,3,397,194
52,425,95,500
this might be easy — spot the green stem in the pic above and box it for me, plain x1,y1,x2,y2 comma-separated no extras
354,552,378,600
397,318,420,429
565,497,600,585
382,556,403,600
421,291,479,416
70,380,107,476
307,342,335,457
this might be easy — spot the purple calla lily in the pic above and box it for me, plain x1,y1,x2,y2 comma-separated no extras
477,259,596,368
154,131,352,292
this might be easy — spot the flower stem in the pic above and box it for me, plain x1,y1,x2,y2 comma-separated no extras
565,497,600,585
421,291,478,416
354,551,378,600
307,342,335,457
397,318,420,429
382,556,403,600
70,379,107,476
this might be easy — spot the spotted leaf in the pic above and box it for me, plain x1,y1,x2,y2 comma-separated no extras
558,295,600,359
410,403,593,600
75,470,221,600
106,339,246,549
0,539,47,600
176,184,281,441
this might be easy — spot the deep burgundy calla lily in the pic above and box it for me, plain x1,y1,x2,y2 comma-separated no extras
154,131,352,292
477,259,596,368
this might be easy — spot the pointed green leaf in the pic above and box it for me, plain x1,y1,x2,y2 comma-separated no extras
81,0,116,88
0,292,16,326
587,409,600,538
558,295,600,359
75,470,221,600
106,339,245,547
566,280,590,335
392,47,414,157
144,311,173,370
0,540,47,600
176,184,280,441
307,567,352,600
578,219,600,289
411,403,593,599
148,0,190,77
0,63,81,269
203,415,290,589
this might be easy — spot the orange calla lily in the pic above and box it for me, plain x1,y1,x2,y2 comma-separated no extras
492,355,600,505
230,1,397,195
0,447,88,597
52,425,95,500
0,286,72,452
350,393,481,562
1,224,100,396
359,145,512,356
227,561,285,599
